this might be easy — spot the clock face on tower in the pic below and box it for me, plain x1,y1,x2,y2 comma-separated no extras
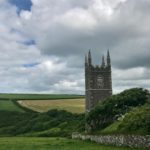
97,76,104,88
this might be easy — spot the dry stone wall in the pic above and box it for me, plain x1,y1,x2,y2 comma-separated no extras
72,133,150,149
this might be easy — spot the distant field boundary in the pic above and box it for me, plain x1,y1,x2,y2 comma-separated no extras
0,94,84,101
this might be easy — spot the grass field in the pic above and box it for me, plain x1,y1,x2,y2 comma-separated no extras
0,137,143,150
0,94,85,113
0,100,24,112
18,99,85,113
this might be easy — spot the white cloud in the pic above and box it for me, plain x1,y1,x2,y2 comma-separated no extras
0,0,150,94
58,8,97,30
20,10,32,20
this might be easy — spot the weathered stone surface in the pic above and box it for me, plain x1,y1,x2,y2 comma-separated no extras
72,133,150,148
85,50,112,112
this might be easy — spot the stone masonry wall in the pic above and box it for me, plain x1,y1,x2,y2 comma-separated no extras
72,133,150,149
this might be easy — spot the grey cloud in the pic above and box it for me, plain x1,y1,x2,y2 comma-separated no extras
0,0,150,94
21,0,150,70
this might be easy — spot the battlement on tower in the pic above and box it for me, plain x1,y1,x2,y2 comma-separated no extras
86,64,111,71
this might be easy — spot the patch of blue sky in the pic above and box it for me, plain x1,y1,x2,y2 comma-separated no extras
23,39,36,46
8,0,32,14
10,29,35,46
16,39,36,46
23,62,39,68
10,28,22,34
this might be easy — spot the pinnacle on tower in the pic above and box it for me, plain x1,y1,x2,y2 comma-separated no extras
88,50,92,65
85,54,88,65
101,55,105,67
107,49,111,67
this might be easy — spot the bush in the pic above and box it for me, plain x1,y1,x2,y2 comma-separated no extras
118,104,150,134
86,88,149,132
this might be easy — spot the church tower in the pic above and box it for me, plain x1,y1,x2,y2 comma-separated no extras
85,50,112,112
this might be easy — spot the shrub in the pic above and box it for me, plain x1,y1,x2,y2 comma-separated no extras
86,88,149,132
0,109,85,137
118,104,150,134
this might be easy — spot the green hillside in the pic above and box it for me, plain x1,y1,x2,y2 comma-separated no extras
101,104,150,135
117,103,150,134
0,88,149,138
0,109,85,137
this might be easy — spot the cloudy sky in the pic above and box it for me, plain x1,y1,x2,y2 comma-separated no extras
0,0,150,94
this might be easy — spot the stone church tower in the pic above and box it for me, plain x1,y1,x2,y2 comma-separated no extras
85,50,112,112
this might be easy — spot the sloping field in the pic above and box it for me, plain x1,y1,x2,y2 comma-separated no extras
18,99,85,113
0,100,24,112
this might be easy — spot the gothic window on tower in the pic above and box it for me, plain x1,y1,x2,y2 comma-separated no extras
97,76,104,88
